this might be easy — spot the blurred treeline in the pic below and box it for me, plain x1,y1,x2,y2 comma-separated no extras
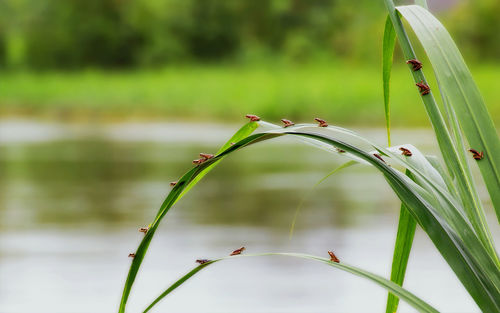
0,0,498,70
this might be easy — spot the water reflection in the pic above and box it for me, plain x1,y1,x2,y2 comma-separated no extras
0,120,479,312
1,133,390,230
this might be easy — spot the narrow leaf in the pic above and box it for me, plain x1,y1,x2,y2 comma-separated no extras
398,3,500,241
144,253,438,313
383,0,498,264
386,199,417,313
382,16,396,146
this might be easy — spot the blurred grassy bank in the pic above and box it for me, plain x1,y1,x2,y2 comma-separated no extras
1,63,499,127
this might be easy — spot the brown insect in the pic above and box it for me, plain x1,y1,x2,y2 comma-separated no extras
314,118,328,127
170,181,177,187
192,158,205,165
416,81,430,95
469,149,484,160
128,253,136,258
336,148,346,153
138,227,149,234
196,259,211,265
399,147,413,157
199,153,214,160
281,119,295,128
328,251,340,263
230,142,235,146
406,59,423,71
245,114,261,122
373,153,386,163
230,247,245,256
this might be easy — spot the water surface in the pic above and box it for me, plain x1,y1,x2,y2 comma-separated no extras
0,119,486,312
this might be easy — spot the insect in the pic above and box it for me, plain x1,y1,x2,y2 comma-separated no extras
230,142,235,146
192,158,205,165
373,153,386,163
128,253,136,258
416,81,430,95
196,259,211,265
314,118,328,127
199,153,214,160
170,181,177,187
138,227,149,234
399,147,413,156
336,148,346,153
230,247,245,256
469,149,484,160
406,59,423,71
281,119,295,128
245,114,261,122
328,251,340,263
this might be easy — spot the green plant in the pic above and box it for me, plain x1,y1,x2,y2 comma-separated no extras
119,1,500,312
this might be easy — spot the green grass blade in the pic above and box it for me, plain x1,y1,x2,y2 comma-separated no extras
221,125,500,310
382,0,498,264
268,126,500,311
143,253,438,313
143,264,209,312
174,121,259,205
397,2,500,246
386,199,417,313
382,16,396,146
122,121,500,312
118,121,259,313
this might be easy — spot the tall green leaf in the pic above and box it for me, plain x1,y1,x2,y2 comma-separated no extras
382,16,396,146
382,0,498,264
386,201,417,313
397,4,500,224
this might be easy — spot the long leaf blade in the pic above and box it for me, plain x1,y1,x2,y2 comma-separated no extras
382,16,396,146
382,0,498,265
143,253,438,313
386,201,417,313
397,4,500,223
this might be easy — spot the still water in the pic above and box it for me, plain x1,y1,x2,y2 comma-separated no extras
0,119,489,312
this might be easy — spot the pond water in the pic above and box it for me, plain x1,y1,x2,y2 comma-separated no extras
0,119,491,313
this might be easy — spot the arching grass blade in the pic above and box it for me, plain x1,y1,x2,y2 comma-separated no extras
119,121,259,313
143,253,438,313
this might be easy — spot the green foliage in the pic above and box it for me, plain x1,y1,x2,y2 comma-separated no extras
385,182,417,313
144,253,438,313
120,122,500,312
0,0,384,69
117,2,500,312
118,122,258,312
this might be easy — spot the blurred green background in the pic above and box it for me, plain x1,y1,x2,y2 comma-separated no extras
0,0,499,126
1,1,499,312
